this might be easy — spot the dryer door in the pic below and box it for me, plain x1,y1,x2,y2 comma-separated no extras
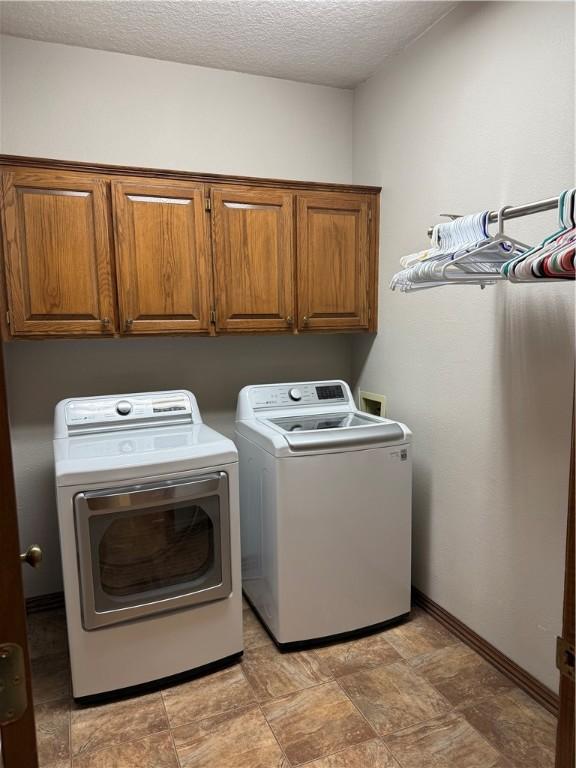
74,472,231,629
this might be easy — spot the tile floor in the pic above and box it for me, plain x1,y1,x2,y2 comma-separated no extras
28,602,557,768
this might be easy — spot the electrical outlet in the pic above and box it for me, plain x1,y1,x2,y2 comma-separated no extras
359,390,386,417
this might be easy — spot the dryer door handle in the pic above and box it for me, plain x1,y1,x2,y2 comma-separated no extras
82,473,225,512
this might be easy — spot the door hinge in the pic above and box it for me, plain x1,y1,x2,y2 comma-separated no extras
0,643,28,725
368,306,371,321
210,309,217,324
205,197,212,212
368,208,372,222
556,636,575,681
5,310,10,327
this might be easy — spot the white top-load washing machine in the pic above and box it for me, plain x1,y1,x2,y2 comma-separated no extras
235,380,412,648
54,390,242,700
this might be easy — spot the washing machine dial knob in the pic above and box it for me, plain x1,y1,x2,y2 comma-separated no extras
288,388,302,402
116,400,132,416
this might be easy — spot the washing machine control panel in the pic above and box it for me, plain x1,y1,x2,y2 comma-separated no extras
250,382,348,410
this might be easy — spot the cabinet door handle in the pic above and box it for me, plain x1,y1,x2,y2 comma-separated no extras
102,317,110,327
286,315,293,325
125,318,133,331
302,315,309,325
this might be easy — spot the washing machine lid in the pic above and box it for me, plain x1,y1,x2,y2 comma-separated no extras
260,410,407,453
235,381,410,456
267,411,376,432
54,423,237,486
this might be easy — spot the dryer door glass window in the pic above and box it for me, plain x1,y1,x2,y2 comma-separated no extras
74,473,232,629
96,500,219,599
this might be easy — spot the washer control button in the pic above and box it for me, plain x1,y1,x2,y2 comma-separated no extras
288,388,302,402
116,400,133,416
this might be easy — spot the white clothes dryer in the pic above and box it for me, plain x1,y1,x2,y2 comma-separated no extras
235,380,412,648
54,390,242,700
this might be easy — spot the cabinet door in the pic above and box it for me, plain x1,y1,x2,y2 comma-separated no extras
211,186,294,332
297,192,371,331
112,180,211,334
1,170,115,336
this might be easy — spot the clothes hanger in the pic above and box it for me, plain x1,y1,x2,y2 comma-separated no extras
506,189,575,281
393,211,511,288
500,193,564,279
540,189,575,278
440,207,530,282
508,191,568,279
395,215,493,289
391,191,574,292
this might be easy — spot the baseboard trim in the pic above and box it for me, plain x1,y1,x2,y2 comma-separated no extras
412,587,559,716
28,587,560,715
26,591,64,614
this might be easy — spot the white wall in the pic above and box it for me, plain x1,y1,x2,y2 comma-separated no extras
2,7,573,692
0,36,355,597
352,0,574,690
0,36,353,181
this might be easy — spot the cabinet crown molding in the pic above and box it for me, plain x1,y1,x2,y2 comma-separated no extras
0,154,381,195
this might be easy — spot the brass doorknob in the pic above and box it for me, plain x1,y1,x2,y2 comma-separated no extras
20,545,42,568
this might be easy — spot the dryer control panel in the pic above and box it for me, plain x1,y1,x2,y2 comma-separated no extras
247,381,350,411
56,391,199,437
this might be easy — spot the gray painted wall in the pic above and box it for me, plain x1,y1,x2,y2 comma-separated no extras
0,35,355,598
1,3,573,692
352,0,574,689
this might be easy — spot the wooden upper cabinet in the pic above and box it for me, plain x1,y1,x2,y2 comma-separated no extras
0,158,380,339
0,169,116,335
112,180,212,334
297,192,372,331
211,186,294,332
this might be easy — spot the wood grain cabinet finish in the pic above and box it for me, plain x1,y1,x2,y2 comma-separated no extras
0,156,380,338
112,180,212,334
297,192,372,331
0,170,116,335
211,186,295,332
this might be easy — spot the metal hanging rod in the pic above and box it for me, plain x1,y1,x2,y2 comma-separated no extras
427,196,559,237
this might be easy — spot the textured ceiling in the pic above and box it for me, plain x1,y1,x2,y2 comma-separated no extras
0,1,456,88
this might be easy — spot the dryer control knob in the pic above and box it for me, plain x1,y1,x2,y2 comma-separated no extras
288,388,302,401
116,400,132,416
